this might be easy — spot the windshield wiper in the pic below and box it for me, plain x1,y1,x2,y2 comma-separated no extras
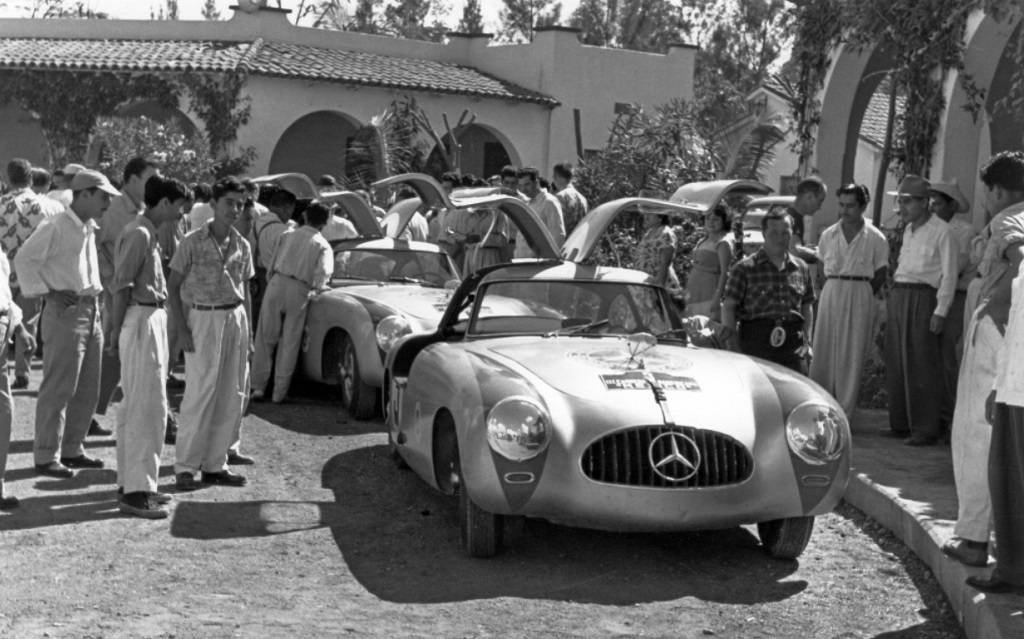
544,318,609,338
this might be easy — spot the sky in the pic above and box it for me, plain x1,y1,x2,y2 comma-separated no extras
0,1,580,29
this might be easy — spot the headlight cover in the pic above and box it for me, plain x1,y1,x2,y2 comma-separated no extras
785,402,846,465
486,396,551,462
375,315,412,352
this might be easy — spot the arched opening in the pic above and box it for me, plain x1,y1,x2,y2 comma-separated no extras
986,22,1023,156
0,101,50,167
116,100,199,137
425,123,521,179
269,110,359,182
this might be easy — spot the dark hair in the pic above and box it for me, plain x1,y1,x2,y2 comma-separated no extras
837,182,870,208
761,208,793,231
796,176,826,196
500,165,518,180
440,171,460,186
517,166,540,183
212,176,245,201
980,151,1024,192
6,158,32,186
240,177,259,195
122,156,158,185
460,173,477,187
304,200,331,227
268,187,297,208
552,162,574,181
191,182,212,203
144,175,191,208
31,167,51,189
538,176,550,190
708,204,729,229
317,174,338,188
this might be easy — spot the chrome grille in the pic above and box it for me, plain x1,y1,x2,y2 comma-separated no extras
581,425,753,488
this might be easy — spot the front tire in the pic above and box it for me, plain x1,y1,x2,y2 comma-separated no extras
455,458,501,558
337,334,377,419
757,516,815,559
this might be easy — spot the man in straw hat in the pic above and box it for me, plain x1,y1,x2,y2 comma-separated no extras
928,179,978,437
883,174,958,447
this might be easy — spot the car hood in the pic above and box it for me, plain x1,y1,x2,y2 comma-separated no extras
481,338,775,440
324,284,453,323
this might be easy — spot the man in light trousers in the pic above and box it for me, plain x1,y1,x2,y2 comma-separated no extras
943,151,1024,566
14,170,118,478
1,249,35,508
251,201,332,404
108,176,190,518
168,176,254,491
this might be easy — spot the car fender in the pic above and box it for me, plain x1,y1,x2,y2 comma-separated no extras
301,293,380,386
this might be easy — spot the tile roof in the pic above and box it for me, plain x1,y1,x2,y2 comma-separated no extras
0,37,558,106
859,82,906,149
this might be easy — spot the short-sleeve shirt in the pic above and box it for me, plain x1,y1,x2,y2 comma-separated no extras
723,248,815,321
977,203,1024,301
169,222,254,306
785,207,805,246
994,263,1024,406
556,184,588,234
0,187,63,286
111,215,167,304
98,191,144,290
818,221,889,278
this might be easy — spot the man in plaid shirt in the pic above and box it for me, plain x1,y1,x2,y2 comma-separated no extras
721,208,816,373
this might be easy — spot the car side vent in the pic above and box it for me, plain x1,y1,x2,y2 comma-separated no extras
581,425,753,488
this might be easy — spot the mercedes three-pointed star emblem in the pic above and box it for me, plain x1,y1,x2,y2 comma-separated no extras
648,431,702,482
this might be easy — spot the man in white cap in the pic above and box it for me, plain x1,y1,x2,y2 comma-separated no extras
14,169,117,478
928,179,978,437
883,174,958,446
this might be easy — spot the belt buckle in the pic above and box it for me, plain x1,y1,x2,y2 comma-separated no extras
769,320,786,348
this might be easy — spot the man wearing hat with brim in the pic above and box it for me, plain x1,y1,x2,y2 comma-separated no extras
14,169,118,478
928,179,978,436
883,174,958,446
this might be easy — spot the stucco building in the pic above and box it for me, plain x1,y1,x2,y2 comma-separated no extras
0,4,695,183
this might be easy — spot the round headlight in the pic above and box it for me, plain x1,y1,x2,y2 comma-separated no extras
375,315,412,352
486,396,551,462
785,402,846,465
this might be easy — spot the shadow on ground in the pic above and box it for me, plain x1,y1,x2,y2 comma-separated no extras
169,443,808,606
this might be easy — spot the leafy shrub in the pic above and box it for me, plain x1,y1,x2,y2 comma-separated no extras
91,115,218,185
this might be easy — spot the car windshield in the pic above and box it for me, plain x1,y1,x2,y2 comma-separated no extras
333,248,455,287
742,208,768,230
468,280,675,337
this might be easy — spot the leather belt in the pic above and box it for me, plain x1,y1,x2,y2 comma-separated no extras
130,301,165,308
827,275,870,282
192,302,241,311
893,282,936,291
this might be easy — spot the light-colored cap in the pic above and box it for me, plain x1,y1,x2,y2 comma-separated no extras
929,179,970,213
886,175,930,199
70,169,120,196
61,163,86,175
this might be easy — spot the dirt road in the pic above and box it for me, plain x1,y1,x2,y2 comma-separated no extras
0,376,962,638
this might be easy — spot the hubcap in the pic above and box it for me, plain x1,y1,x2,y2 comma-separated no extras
341,342,355,403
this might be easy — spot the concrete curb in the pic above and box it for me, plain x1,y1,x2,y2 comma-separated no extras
844,471,1024,639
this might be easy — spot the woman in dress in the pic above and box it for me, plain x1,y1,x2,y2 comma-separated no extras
635,212,680,290
685,205,734,319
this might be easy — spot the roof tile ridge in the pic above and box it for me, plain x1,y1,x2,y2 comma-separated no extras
237,37,264,72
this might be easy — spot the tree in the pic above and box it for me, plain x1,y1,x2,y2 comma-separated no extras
570,0,692,52
201,0,221,20
92,116,217,185
151,0,179,20
382,0,449,41
457,0,485,33
498,0,562,43
0,0,108,18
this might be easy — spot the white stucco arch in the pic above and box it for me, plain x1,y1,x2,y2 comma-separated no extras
269,109,361,181
932,9,1020,229
425,121,523,179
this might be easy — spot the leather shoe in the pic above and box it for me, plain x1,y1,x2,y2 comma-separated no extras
87,419,112,437
966,575,1024,594
227,452,255,466
202,470,247,486
0,495,20,509
35,462,74,478
176,472,201,492
942,538,988,567
60,454,104,469
904,435,937,446
11,375,29,390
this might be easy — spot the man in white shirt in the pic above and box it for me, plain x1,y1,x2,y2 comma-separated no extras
0,158,63,390
515,167,565,258
1,249,36,509
943,152,1024,568
251,202,333,404
552,163,588,235
96,157,159,428
46,163,85,209
14,170,118,478
883,175,958,446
